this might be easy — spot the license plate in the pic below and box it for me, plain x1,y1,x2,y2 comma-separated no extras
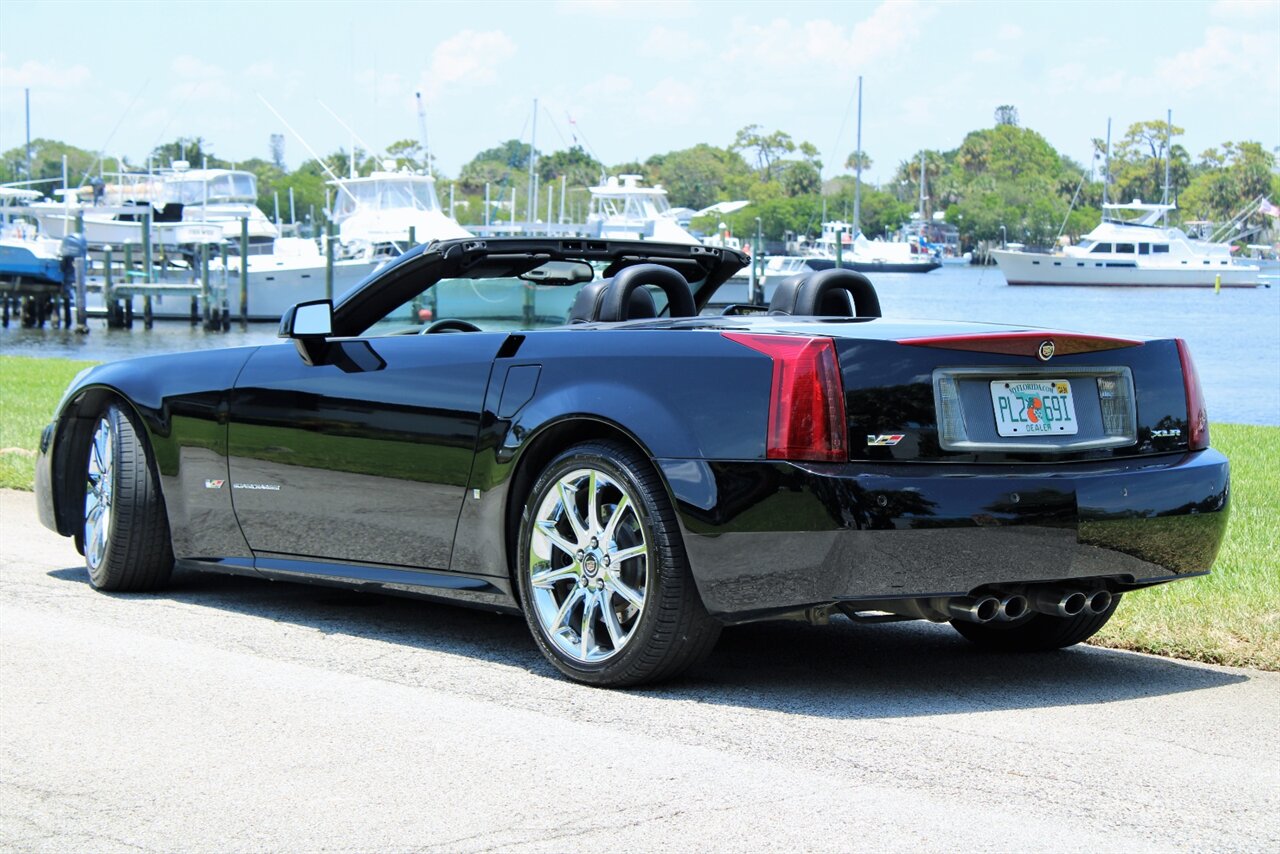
990,380,1078,437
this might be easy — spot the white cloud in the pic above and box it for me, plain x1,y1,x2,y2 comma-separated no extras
418,30,517,102
0,58,92,90
1154,26,1280,94
171,55,224,80
641,25,706,60
721,1,938,73
971,47,1002,64
637,78,699,124
996,23,1023,41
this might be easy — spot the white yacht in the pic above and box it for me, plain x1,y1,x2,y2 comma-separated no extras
797,221,940,274
29,165,275,248
156,166,279,246
992,203,1262,287
328,168,471,253
586,175,699,244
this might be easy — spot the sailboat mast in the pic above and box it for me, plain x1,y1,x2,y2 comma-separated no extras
526,98,538,224
415,91,431,175
1103,117,1112,210
918,150,926,220
1163,108,1172,225
852,76,862,236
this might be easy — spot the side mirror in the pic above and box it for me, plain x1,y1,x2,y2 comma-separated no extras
279,299,333,338
279,299,333,365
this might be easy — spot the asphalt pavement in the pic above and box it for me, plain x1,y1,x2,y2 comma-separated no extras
2,488,1277,852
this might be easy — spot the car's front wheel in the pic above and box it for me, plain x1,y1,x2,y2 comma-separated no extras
82,403,174,591
516,440,720,687
951,595,1121,651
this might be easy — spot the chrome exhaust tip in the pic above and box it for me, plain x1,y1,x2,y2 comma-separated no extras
943,595,1001,624
998,594,1029,621
1085,589,1113,615
1031,588,1088,618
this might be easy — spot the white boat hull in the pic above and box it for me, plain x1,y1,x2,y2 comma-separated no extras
992,250,1261,288
86,255,386,322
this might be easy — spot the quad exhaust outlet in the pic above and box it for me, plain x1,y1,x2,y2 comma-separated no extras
844,587,1110,625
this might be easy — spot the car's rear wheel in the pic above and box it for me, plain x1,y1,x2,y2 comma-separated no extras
82,404,174,591
950,595,1121,651
516,440,720,687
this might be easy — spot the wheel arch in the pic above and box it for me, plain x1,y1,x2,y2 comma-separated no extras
51,386,161,543
501,415,675,606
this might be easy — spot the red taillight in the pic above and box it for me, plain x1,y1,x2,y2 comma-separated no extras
1175,338,1209,450
723,332,847,462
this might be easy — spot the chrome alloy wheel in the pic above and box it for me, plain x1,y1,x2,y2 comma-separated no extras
84,415,115,571
528,468,649,664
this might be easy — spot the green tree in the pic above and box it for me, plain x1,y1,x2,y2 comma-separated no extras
538,145,604,189
646,144,750,209
844,150,872,173
1110,119,1185,205
150,137,229,170
385,138,426,172
0,138,99,188
731,124,795,181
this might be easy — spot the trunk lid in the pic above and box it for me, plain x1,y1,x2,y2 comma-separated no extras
833,328,1194,463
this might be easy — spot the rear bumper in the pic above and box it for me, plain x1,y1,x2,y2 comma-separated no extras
658,450,1230,620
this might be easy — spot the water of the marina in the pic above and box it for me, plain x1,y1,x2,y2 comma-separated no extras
2,265,1276,425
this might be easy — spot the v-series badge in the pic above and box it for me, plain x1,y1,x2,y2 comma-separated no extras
867,434,906,446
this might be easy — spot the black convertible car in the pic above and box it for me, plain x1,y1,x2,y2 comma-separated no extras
35,238,1229,686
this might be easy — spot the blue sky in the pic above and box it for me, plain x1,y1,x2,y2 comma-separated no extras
2,0,1277,186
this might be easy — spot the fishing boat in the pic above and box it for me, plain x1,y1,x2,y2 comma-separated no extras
328,167,470,254
29,165,274,248
798,221,941,274
0,188,63,287
586,175,700,244
992,202,1262,287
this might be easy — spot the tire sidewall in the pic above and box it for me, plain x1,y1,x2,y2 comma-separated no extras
516,442,675,684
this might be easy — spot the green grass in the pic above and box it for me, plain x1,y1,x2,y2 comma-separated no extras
1092,423,1280,670
1,354,1277,669
0,356,96,490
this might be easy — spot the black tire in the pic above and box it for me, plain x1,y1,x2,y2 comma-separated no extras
515,440,720,687
81,403,174,592
951,594,1122,651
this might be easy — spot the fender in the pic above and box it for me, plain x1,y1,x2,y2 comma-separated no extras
448,327,773,579
42,347,259,560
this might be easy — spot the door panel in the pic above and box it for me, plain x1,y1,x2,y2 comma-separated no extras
228,334,504,569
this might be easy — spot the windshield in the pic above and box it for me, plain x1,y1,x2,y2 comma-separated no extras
332,179,441,219
364,278,593,336
164,172,256,204
358,270,688,337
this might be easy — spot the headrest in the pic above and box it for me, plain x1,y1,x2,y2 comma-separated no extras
767,273,810,315
600,263,696,321
569,279,658,323
768,268,881,318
